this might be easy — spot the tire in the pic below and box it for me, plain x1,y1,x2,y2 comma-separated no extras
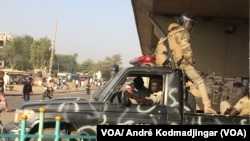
48,92,53,99
86,88,90,95
42,92,47,100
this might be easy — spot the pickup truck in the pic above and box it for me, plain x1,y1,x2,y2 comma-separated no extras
2,55,249,140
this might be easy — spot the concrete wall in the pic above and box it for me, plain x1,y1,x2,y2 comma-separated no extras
193,20,248,77
154,16,248,78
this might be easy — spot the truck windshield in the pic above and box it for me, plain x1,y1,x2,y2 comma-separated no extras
92,79,112,101
92,68,128,102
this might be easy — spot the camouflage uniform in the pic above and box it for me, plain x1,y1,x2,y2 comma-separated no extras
233,96,250,116
155,23,216,114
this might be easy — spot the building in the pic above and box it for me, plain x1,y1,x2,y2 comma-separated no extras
131,0,248,78
0,32,13,48
0,32,14,68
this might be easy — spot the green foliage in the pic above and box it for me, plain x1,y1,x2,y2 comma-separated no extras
0,35,124,80
30,37,51,71
54,54,78,73
78,59,94,73
0,35,33,70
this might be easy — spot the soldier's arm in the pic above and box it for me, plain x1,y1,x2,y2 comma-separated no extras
133,97,153,105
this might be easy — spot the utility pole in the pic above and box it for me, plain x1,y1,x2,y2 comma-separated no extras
48,22,57,77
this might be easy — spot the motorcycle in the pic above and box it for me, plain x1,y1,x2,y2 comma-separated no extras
57,82,68,90
86,85,91,95
42,87,53,100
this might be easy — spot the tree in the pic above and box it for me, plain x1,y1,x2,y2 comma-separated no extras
0,33,124,79
0,35,33,70
78,59,94,74
30,37,51,72
93,54,122,81
54,54,78,74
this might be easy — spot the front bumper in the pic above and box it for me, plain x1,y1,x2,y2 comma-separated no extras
1,121,20,134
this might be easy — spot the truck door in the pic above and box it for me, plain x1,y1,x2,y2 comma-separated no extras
101,104,168,125
99,74,168,125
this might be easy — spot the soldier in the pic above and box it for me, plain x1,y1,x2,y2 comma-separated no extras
228,85,250,117
155,12,216,114
128,79,163,105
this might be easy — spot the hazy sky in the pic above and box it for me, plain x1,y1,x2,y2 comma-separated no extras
0,0,142,67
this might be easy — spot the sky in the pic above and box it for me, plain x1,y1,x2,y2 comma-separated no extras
0,0,142,67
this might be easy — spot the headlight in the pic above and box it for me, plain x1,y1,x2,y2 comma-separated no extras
14,109,35,123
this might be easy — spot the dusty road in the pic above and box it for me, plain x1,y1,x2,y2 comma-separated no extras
1,84,93,126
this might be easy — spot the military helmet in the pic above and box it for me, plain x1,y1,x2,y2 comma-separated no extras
179,12,197,25
179,12,197,32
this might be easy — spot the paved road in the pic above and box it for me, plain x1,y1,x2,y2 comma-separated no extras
4,83,80,96
1,84,94,126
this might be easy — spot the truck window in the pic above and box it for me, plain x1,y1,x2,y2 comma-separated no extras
108,74,164,106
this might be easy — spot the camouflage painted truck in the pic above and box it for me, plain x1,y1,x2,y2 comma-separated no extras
2,55,250,140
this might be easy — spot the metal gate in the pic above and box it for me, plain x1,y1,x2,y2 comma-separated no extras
0,107,97,141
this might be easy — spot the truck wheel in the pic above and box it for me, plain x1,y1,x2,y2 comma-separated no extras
49,93,53,99
42,92,47,100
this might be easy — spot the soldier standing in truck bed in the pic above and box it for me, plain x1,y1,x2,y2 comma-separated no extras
155,12,216,114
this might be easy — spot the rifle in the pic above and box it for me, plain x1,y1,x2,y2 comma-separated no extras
162,39,176,70
148,13,176,70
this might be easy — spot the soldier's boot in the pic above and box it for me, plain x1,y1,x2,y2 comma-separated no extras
203,101,217,114
198,83,217,114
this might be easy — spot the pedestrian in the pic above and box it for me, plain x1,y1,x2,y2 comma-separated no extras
85,81,91,95
0,71,9,112
155,12,216,114
0,92,7,113
22,77,34,102
75,79,79,91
